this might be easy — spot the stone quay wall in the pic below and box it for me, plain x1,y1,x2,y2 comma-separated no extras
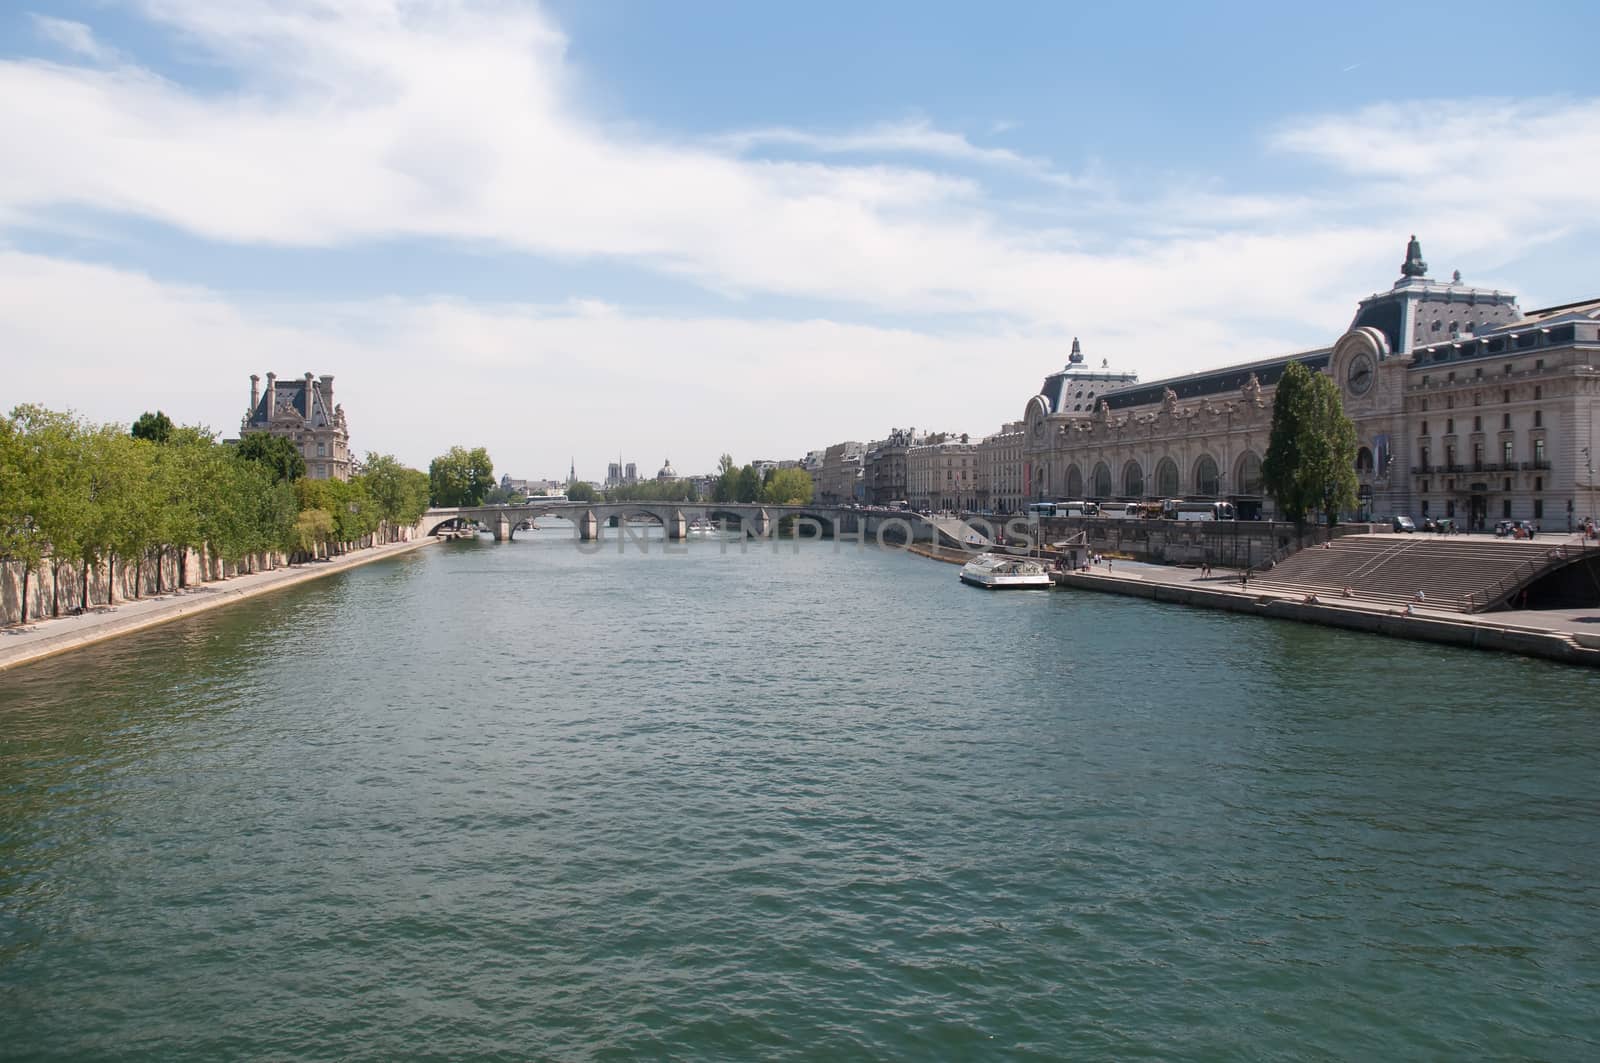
2,524,418,628
1035,517,1380,570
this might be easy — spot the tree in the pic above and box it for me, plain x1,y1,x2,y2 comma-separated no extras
9,405,88,616
566,481,598,503
355,452,429,540
235,432,306,484
131,410,174,444
428,446,494,506
1262,360,1359,528
763,468,813,505
736,465,762,503
0,410,50,623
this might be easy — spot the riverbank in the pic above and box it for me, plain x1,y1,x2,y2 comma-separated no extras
0,535,442,673
1055,561,1600,668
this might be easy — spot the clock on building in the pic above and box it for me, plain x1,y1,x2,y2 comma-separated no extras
1346,352,1375,396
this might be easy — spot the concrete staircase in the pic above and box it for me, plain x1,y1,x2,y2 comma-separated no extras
1250,535,1574,612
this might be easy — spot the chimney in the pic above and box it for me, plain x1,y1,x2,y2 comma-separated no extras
320,374,334,410
304,372,315,422
265,372,276,419
250,374,260,411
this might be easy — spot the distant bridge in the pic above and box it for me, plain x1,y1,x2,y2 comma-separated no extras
414,501,992,547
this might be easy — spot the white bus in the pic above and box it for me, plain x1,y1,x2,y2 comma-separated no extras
1027,501,1099,519
1165,500,1237,521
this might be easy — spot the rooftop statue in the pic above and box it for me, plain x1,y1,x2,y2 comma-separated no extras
1401,234,1428,278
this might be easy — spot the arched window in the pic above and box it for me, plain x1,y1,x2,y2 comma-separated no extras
1355,446,1374,473
1155,458,1180,498
1194,454,1220,497
1234,452,1263,496
1091,462,1112,499
1122,460,1144,499
1065,465,1083,498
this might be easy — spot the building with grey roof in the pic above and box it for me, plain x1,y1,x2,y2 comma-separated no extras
240,372,352,481
1016,238,1600,528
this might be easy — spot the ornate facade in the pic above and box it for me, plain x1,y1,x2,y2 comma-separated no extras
241,372,352,481
1021,239,1600,529
907,436,978,512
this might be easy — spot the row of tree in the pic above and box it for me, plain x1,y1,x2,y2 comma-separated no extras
1,406,430,624
710,455,813,505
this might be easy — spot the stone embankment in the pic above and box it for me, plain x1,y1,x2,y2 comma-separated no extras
1056,566,1600,668
0,535,440,673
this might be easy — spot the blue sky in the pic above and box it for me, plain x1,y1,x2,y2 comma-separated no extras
4,1,1599,479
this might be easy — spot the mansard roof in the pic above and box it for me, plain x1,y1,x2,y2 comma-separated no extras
248,378,335,428
1099,347,1332,411
1406,295,1600,368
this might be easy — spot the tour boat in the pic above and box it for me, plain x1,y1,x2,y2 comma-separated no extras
959,553,1053,589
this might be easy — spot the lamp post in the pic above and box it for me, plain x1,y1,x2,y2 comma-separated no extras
1584,447,1595,543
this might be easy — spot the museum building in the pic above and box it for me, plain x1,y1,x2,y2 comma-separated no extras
1019,238,1600,528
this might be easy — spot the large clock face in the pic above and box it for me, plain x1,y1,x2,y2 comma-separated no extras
1347,353,1375,396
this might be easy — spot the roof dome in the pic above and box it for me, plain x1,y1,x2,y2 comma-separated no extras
656,458,677,480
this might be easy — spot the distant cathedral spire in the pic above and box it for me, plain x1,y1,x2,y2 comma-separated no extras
1400,234,1428,278
569,456,576,483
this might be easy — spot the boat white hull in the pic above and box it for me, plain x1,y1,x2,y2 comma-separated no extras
959,572,1053,589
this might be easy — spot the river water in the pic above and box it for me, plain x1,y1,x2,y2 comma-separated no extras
2,529,1597,1059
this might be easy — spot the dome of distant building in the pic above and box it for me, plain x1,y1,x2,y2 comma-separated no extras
657,458,676,480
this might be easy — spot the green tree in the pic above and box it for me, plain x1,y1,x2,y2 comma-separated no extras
763,468,814,505
151,426,217,589
1262,361,1360,528
235,432,307,483
0,409,53,623
429,446,495,506
566,481,598,503
76,426,148,609
712,454,738,503
9,405,89,616
355,452,430,540
131,410,174,444
735,465,762,503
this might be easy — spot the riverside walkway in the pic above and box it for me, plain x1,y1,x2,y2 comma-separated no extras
1057,549,1600,667
0,536,437,673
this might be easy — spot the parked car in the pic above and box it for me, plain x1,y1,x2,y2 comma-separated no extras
1391,515,1416,533
1495,519,1515,537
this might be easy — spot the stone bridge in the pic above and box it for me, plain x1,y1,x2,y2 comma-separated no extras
414,502,978,546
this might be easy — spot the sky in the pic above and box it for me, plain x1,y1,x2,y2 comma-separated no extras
4,1,1600,482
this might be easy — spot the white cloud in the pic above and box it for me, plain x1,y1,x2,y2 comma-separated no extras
29,15,113,61
9,1,1583,336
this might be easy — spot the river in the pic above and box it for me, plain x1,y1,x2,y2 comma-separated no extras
2,529,1596,1059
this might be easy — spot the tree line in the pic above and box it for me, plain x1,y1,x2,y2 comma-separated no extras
1,406,430,624
711,455,813,505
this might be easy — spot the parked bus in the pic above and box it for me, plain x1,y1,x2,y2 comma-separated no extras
1098,502,1141,519
1027,500,1100,519
1164,500,1237,521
